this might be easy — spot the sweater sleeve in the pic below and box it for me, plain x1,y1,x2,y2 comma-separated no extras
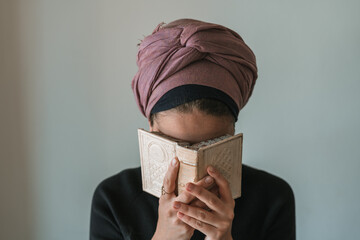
262,178,296,240
89,181,124,240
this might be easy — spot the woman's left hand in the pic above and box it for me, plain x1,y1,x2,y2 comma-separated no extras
172,165,235,240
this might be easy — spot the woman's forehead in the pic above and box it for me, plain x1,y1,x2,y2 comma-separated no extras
152,110,234,143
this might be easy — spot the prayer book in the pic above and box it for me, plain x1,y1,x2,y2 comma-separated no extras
137,128,243,199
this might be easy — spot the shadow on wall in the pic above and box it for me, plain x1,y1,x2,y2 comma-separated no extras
0,1,33,239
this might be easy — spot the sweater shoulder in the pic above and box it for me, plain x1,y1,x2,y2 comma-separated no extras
241,164,295,201
97,167,142,188
92,167,143,205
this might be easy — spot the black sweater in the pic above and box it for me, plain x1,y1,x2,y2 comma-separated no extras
90,165,295,240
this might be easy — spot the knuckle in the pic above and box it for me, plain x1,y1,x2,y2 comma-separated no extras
209,197,217,206
229,210,235,220
198,211,206,220
195,219,203,228
164,177,171,187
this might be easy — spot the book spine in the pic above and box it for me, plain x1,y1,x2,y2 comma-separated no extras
175,146,198,196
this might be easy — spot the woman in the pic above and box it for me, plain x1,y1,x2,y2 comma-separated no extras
90,18,295,240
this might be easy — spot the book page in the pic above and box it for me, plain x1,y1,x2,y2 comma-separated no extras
186,134,232,150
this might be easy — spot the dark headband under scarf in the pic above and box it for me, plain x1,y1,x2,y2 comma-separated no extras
150,84,239,122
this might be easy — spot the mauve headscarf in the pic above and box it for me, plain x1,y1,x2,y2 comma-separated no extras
131,18,258,119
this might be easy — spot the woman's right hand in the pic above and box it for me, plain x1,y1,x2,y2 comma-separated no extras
152,157,217,240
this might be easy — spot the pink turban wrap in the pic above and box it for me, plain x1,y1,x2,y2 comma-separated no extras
131,18,258,119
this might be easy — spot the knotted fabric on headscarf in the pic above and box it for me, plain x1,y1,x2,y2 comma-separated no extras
131,18,258,119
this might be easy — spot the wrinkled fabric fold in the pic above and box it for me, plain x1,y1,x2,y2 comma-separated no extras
131,18,258,119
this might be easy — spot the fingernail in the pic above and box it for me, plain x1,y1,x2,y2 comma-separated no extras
209,166,216,173
186,183,194,191
172,157,178,166
205,176,214,184
177,212,184,218
173,202,180,209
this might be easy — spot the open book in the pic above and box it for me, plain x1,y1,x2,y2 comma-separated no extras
137,128,243,199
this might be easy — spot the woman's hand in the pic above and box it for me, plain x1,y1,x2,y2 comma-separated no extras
152,157,217,240
172,166,235,240
176,177,220,211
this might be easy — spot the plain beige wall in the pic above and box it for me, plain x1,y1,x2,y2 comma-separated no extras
1,1,360,240
0,1,32,239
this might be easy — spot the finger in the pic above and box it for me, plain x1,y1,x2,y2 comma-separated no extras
189,185,218,210
207,165,233,204
209,185,220,201
173,201,220,228
175,175,215,204
161,157,179,199
185,183,224,213
189,198,208,210
177,211,216,237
